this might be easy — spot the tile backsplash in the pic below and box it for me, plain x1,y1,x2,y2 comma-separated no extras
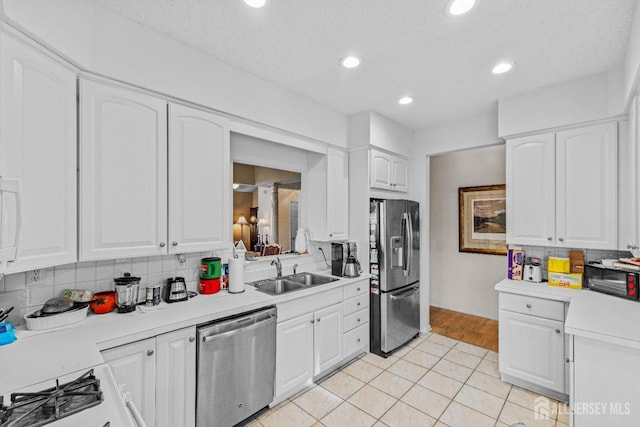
0,240,332,326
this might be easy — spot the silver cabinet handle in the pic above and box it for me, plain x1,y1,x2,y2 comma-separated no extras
547,237,552,241
356,287,361,292
172,241,178,246
316,318,321,322
147,349,154,356
566,357,570,363
189,337,195,343
310,319,315,324
555,329,561,334
357,318,361,322
559,237,564,242
357,338,361,342
526,304,532,309
357,302,361,306
159,242,166,247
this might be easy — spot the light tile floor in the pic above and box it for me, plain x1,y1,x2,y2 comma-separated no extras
243,333,570,427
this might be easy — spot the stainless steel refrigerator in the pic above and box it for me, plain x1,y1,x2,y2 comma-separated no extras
369,198,420,357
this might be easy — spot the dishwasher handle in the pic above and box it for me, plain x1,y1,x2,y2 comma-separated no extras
201,315,276,344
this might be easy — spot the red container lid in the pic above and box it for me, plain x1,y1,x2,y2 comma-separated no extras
199,278,220,295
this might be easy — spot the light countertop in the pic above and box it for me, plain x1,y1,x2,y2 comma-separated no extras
496,278,640,350
0,272,369,394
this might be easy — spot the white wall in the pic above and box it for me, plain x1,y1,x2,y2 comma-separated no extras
1,0,348,147
410,106,501,329
429,145,506,320
498,68,625,137
625,0,640,103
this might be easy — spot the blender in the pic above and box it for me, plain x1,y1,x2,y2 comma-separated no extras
114,273,140,313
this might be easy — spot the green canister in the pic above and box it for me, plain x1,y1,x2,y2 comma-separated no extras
200,257,221,279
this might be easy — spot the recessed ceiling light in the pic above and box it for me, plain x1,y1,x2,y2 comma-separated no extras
446,0,476,16
340,56,361,69
398,96,414,105
244,0,266,8
492,62,513,74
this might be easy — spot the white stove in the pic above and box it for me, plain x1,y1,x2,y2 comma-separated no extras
1,364,139,427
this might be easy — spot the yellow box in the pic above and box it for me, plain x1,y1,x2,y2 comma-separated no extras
548,272,583,290
548,257,571,273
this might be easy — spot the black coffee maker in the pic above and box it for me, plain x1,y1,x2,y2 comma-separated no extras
331,241,360,277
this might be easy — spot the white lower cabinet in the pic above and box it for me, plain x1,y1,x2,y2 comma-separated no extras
313,303,343,374
498,293,568,400
342,280,369,358
275,312,315,399
101,327,196,427
571,335,640,427
274,302,342,400
274,281,371,403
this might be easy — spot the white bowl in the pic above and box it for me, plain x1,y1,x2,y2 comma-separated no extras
601,259,617,268
24,306,88,331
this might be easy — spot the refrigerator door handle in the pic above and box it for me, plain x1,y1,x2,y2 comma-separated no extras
407,213,414,278
402,213,409,277
389,285,419,300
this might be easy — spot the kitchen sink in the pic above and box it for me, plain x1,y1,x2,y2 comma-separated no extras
250,273,338,295
285,273,339,286
250,278,307,295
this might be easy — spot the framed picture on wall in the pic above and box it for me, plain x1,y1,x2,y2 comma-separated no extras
458,184,507,255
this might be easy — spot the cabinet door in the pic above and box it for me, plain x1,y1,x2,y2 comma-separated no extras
573,336,640,427
0,34,77,273
499,310,564,393
80,80,168,260
102,338,156,427
391,157,409,192
506,133,556,246
556,122,617,249
156,327,196,427
168,104,230,252
326,147,349,241
370,149,392,190
314,303,343,375
275,313,314,399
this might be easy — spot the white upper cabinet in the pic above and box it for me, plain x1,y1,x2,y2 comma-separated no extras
556,122,617,249
370,150,392,190
326,147,349,241
168,104,230,252
506,133,556,246
0,33,77,273
370,148,408,192
391,157,409,192
506,122,618,249
80,80,168,260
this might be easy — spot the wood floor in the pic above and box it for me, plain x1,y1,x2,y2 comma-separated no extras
429,306,499,352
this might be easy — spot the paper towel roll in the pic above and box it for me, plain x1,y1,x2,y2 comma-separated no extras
228,257,245,293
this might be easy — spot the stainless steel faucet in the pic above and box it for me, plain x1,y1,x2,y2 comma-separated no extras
293,264,299,275
271,257,282,279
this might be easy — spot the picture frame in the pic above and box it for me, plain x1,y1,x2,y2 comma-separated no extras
458,184,507,255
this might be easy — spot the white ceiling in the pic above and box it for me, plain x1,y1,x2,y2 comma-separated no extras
87,0,637,131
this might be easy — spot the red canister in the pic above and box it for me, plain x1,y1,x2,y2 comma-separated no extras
199,277,220,294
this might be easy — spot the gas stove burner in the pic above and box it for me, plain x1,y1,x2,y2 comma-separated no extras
0,369,103,427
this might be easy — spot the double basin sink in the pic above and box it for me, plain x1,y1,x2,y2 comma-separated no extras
250,273,339,296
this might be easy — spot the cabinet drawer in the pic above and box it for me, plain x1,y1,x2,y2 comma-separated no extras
343,293,368,316
344,308,368,333
277,288,342,322
343,280,368,300
499,293,564,321
343,324,368,357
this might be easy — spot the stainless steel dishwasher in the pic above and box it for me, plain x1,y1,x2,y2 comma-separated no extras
196,306,277,427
